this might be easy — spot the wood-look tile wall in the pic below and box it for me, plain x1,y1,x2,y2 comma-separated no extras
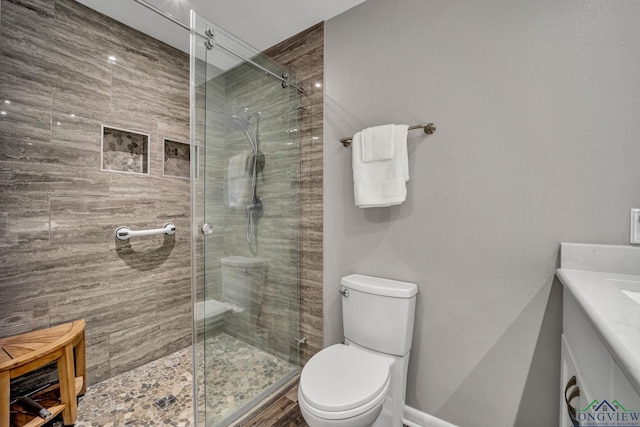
265,23,324,365
0,0,191,386
218,60,302,362
1,0,323,396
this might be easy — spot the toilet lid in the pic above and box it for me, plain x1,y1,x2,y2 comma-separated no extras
300,344,390,412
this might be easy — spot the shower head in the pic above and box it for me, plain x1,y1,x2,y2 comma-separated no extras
229,113,251,132
229,108,261,132
229,109,262,154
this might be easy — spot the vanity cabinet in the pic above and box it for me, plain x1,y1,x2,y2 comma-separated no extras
561,289,640,426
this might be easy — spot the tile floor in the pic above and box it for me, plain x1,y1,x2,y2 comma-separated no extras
48,333,297,427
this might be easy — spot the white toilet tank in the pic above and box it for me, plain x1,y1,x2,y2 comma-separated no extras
341,274,418,357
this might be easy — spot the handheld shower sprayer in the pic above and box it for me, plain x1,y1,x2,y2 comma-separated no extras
228,108,264,246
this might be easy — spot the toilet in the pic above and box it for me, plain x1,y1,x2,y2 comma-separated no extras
298,274,418,427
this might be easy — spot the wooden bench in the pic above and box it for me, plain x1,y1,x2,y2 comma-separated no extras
0,320,86,427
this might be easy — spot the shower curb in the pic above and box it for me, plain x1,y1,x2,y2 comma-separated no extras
227,375,302,427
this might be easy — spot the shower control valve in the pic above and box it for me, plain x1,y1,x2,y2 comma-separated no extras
246,197,265,219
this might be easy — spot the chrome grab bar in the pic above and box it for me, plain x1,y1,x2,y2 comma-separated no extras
114,222,176,241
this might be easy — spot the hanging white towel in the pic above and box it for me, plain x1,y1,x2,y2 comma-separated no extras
361,124,395,162
352,124,409,208
226,151,251,208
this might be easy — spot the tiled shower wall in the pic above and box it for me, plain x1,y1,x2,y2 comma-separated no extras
266,23,324,365
217,60,302,362
0,0,191,386
1,0,323,394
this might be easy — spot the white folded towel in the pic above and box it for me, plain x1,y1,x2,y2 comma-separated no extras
361,124,395,162
352,124,409,208
226,151,250,208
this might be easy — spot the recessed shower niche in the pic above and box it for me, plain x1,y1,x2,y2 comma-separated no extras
163,138,191,179
101,125,150,174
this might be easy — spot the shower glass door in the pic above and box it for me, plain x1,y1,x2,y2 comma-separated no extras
190,12,301,427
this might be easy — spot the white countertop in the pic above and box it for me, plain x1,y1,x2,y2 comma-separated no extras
557,243,640,396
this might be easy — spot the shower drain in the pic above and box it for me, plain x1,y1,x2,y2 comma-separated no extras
153,394,178,409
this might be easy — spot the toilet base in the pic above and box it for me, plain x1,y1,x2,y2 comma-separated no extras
347,341,411,427
298,394,383,427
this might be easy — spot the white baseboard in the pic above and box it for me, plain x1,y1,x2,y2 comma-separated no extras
403,405,458,427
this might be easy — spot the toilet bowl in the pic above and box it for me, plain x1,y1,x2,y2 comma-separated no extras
298,274,418,427
298,344,390,427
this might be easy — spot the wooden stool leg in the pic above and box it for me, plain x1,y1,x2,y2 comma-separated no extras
74,330,86,395
58,343,77,425
1,371,10,427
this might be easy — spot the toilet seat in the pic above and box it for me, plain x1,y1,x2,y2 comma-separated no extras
299,344,390,420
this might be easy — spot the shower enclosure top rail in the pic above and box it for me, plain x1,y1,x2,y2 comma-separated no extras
132,0,304,93
204,29,304,93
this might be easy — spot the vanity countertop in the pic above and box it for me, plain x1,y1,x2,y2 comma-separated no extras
557,243,640,396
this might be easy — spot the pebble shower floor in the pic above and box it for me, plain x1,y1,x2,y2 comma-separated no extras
49,333,296,427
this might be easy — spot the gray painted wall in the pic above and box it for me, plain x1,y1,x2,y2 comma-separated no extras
324,0,640,425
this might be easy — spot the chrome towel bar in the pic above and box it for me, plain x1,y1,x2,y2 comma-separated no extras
114,222,176,241
340,123,436,147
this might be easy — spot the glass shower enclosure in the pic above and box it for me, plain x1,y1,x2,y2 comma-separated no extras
190,12,302,427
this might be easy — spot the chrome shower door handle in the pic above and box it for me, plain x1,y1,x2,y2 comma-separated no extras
339,288,349,297
201,223,214,235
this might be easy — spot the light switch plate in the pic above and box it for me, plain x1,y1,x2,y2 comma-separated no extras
631,209,640,245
